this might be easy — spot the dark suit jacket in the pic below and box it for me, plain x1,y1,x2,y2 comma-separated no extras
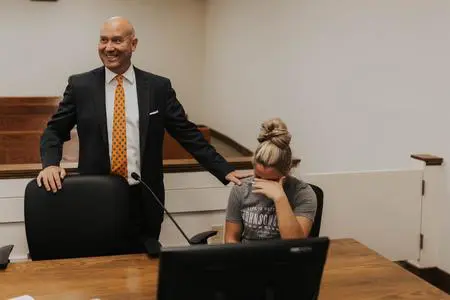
40,66,235,211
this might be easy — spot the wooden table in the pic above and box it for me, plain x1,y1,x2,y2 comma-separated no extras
0,239,447,299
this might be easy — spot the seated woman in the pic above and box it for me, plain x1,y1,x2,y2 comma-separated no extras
224,118,317,243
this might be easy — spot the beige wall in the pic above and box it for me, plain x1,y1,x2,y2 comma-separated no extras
203,0,450,173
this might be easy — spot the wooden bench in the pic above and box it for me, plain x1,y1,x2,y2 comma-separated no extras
0,97,60,131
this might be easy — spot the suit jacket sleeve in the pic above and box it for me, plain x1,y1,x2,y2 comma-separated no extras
163,80,235,185
40,76,77,168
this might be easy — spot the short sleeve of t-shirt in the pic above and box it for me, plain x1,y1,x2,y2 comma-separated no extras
225,184,243,223
289,180,317,221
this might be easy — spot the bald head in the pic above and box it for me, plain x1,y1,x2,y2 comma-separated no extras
102,16,135,38
98,16,138,75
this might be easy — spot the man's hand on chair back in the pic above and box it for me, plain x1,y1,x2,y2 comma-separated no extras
37,166,66,193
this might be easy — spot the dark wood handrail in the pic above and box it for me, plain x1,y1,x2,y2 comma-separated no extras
0,158,254,179
411,154,444,166
0,157,303,179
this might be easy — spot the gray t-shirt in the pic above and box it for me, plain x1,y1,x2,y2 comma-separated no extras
225,176,317,242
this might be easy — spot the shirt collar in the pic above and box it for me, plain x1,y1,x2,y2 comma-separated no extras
105,64,135,84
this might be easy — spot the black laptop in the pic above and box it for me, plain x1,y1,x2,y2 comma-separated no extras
157,236,330,300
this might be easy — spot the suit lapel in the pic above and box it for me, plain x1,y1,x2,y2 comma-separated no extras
92,67,110,165
135,67,152,157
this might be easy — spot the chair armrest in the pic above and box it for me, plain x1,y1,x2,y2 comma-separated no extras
0,244,14,270
189,230,218,245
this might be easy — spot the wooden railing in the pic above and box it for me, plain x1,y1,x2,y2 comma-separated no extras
0,97,257,179
0,97,59,164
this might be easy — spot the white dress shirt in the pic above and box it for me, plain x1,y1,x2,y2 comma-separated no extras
105,65,140,185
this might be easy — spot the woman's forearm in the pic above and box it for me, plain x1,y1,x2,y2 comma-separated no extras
274,195,307,239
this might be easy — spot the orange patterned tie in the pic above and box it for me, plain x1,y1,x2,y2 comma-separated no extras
111,75,127,178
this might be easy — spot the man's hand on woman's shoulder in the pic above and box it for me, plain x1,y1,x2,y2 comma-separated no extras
225,170,254,185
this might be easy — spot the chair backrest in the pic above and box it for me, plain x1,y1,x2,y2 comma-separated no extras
308,184,324,238
24,174,133,260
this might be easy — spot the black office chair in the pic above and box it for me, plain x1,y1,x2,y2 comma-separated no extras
308,183,324,238
24,174,134,260
24,174,217,260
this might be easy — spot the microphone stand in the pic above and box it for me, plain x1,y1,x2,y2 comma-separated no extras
131,172,218,257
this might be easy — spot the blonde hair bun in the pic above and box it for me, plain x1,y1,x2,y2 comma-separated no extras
257,118,291,149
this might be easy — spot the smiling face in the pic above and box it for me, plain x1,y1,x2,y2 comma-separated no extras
98,17,138,75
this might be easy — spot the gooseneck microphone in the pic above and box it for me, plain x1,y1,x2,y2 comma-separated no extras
131,172,192,246
131,172,218,255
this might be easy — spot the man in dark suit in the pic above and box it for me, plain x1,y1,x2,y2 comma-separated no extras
37,16,249,247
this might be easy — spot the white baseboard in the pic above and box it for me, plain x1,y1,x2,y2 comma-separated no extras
10,255,29,262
